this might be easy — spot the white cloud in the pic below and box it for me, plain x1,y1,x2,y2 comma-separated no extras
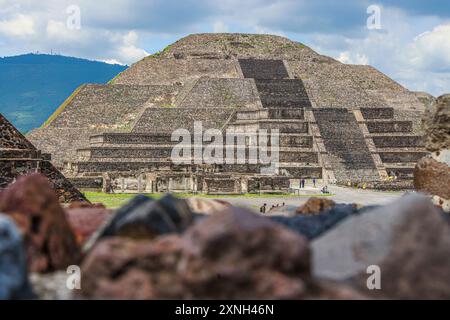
337,51,369,65
116,31,149,64
0,0,449,95
102,59,125,65
409,23,450,72
0,14,35,37
213,21,228,33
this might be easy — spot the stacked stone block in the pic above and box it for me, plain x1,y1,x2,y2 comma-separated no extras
0,114,85,202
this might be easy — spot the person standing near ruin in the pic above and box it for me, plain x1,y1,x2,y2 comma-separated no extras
260,203,267,214
312,178,316,188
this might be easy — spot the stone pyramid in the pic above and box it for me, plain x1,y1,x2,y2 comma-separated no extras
0,113,85,201
27,33,428,193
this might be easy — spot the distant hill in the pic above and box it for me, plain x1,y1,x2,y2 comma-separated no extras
0,54,127,132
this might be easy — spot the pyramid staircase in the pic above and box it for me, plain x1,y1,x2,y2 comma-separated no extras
313,108,380,184
230,59,322,180
359,107,427,188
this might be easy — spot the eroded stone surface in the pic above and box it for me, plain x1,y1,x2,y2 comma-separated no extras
414,157,450,200
422,94,450,152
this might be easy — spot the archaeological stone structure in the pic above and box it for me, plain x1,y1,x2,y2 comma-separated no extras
27,33,428,194
0,113,85,201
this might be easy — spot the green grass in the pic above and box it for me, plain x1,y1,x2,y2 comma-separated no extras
83,191,334,208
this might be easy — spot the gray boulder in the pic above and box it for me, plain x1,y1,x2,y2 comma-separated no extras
0,214,34,299
311,195,446,281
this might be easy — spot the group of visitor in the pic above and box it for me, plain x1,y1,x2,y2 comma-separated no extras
259,202,286,214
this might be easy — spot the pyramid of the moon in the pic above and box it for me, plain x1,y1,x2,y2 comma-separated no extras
0,113,86,201
28,33,428,193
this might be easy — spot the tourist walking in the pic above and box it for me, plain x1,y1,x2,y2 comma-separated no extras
260,203,267,214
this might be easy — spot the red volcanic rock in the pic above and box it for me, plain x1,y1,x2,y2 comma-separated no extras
65,207,110,246
0,174,81,273
179,207,312,299
80,207,314,299
296,197,336,215
80,236,184,299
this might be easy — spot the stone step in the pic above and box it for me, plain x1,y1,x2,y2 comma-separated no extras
230,120,309,133
90,133,173,146
378,151,428,163
0,148,41,159
267,108,305,119
365,120,413,133
384,167,415,180
74,160,322,175
360,107,394,119
88,133,314,149
255,79,312,109
370,135,424,148
78,147,319,164
235,109,269,120
238,59,289,79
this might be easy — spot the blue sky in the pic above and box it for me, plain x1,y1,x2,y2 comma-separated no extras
0,0,449,96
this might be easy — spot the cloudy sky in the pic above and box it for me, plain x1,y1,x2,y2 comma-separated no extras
0,0,449,96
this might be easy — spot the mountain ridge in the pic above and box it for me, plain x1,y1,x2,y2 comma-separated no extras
0,53,127,132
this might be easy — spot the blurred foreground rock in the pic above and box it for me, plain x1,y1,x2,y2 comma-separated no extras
0,174,80,273
354,196,450,299
82,194,196,253
80,207,363,299
186,197,230,215
0,214,34,299
65,207,110,246
312,195,450,299
270,204,363,240
30,271,73,300
296,198,336,215
414,94,450,211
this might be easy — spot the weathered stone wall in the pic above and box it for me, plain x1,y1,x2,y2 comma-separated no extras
360,108,394,119
179,78,259,109
0,114,35,150
28,128,105,167
372,136,424,148
47,84,176,130
112,58,240,85
379,152,428,163
132,107,235,133
366,121,413,133
150,33,321,61
288,61,384,109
